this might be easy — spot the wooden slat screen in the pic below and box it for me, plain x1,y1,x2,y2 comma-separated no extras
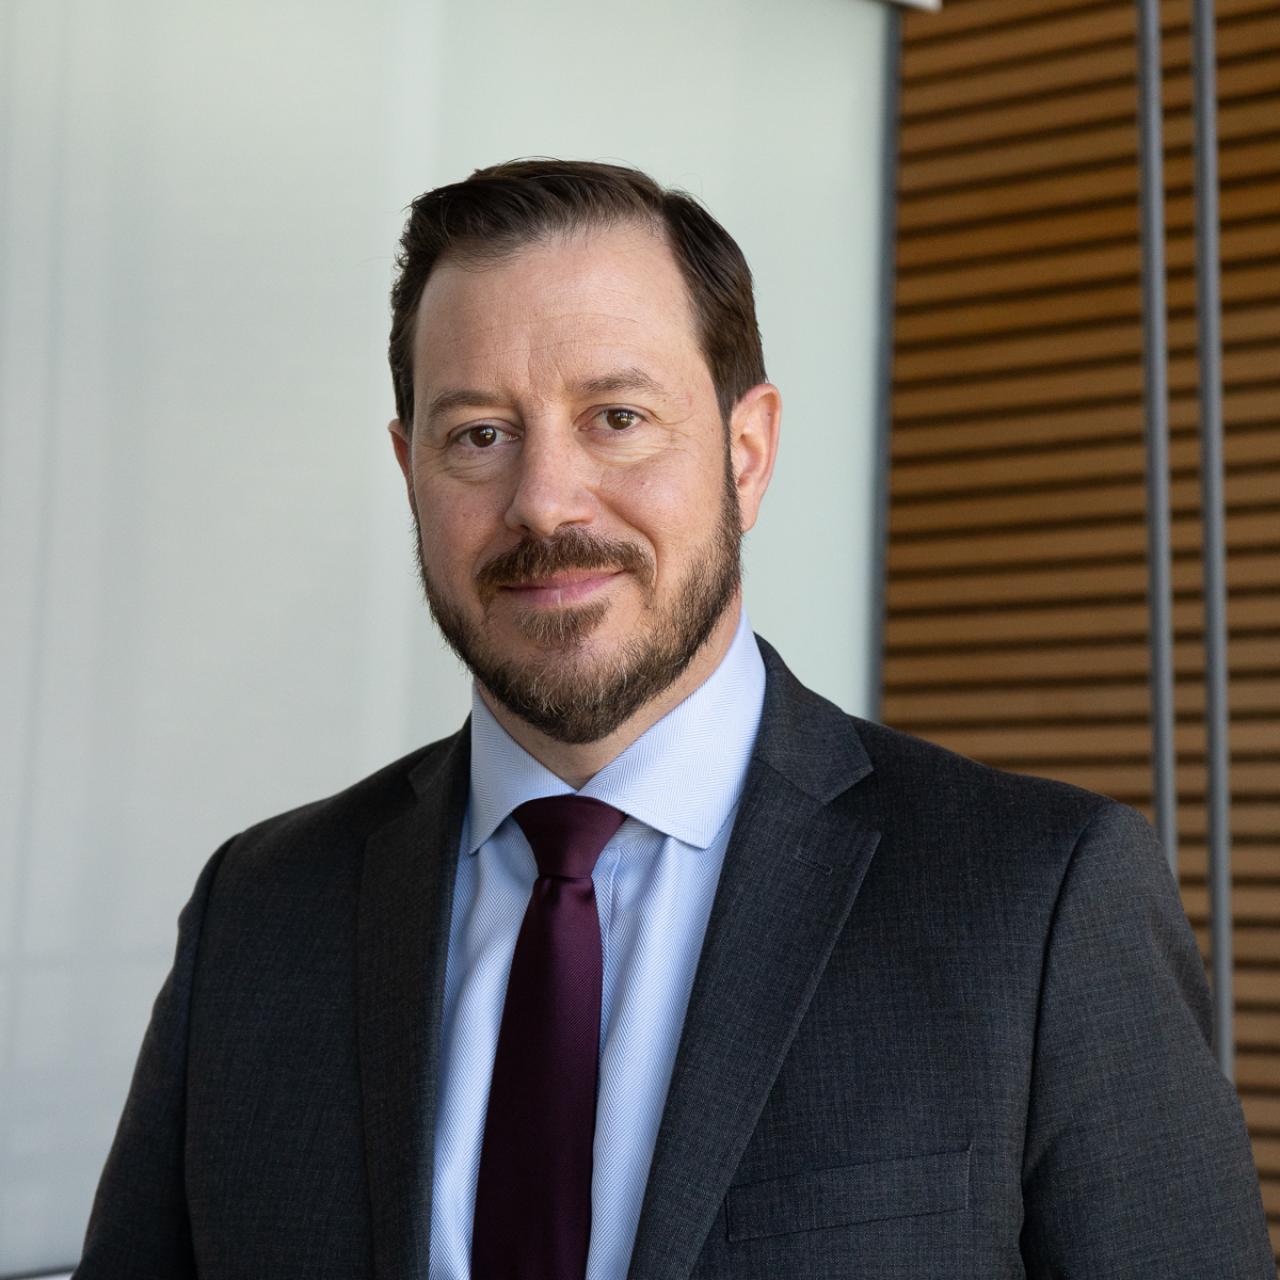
884,0,1280,1257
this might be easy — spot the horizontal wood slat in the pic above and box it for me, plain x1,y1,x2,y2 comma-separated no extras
1186,890,1280,927
892,390,1275,459
907,0,1103,41
901,7,1279,116
883,635,1280,686
887,550,1280,610
900,56,1280,158
1184,846,1280,879
898,180,1280,276
890,468,1280,538
901,0,1273,81
887,509,1280,572
900,93,1280,198
896,216,1280,309
1256,1137,1280,1174
893,350,1277,421
897,722,1279,764
1203,935,1280,970
895,258,1280,345
882,676,1280,724
899,136,1280,233
907,0,1275,43
1236,974,1280,1008
884,595,1280,649
894,299,1279,383
1244,1097,1280,1141
893,426,1280,498
903,6,1139,80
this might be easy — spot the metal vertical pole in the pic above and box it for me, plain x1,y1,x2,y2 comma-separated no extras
1135,0,1179,874
1191,0,1235,1081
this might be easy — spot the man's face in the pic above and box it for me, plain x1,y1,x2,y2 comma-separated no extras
392,221,764,744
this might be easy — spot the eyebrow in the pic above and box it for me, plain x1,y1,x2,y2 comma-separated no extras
571,368,668,401
423,367,670,424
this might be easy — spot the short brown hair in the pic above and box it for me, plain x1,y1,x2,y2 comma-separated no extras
388,158,766,430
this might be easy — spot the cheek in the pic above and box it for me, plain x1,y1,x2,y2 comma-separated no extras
416,493,489,579
605,463,721,561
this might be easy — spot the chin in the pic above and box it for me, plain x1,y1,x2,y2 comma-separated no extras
502,597,623,653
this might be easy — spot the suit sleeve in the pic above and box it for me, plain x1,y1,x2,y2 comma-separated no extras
72,836,234,1279
1018,801,1273,1278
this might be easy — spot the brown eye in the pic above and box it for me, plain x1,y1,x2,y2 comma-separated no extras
465,425,500,447
604,408,639,431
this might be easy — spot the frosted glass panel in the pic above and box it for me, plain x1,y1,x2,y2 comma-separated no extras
0,0,890,1269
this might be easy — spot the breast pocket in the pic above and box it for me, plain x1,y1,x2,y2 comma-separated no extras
725,1146,970,1243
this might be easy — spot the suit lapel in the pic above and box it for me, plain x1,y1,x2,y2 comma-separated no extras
358,726,470,1280
627,640,881,1280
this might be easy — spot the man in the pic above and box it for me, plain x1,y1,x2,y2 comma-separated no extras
75,160,1271,1279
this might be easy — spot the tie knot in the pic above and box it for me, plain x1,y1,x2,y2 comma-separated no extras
512,795,625,879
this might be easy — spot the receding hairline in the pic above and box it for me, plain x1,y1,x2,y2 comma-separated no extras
430,208,668,270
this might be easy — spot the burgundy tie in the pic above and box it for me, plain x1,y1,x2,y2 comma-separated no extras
471,795,625,1280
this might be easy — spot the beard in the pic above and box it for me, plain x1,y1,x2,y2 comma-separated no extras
413,456,743,745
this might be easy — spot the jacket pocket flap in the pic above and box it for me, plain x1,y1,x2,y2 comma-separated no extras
725,1147,970,1243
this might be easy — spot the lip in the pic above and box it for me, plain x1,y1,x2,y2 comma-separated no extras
499,570,623,606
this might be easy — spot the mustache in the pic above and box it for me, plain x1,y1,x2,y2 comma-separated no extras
476,527,654,600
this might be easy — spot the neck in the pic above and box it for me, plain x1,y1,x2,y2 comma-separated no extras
478,595,743,789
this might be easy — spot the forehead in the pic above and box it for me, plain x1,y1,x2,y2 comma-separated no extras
410,222,709,408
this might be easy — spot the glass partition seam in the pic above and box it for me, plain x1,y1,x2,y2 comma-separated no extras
870,4,903,724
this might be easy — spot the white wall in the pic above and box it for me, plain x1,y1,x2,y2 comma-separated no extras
0,0,891,1268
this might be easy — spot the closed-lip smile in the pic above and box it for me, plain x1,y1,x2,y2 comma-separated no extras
500,570,622,605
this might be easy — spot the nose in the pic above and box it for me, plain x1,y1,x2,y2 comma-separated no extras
503,424,596,539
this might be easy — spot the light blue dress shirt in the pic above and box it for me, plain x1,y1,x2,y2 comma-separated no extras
427,607,767,1279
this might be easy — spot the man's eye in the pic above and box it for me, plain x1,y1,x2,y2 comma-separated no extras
461,424,502,448
602,408,640,431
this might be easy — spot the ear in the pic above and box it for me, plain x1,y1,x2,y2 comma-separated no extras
727,382,781,533
388,418,417,512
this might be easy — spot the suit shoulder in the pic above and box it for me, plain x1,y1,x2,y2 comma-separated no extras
851,714,1138,844
753,634,1132,846
225,731,462,865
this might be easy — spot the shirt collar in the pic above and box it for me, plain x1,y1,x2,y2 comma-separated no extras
464,605,766,854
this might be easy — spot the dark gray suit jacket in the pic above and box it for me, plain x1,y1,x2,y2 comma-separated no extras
75,638,1273,1278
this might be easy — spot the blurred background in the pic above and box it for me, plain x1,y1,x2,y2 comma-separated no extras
3,0,1278,1272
